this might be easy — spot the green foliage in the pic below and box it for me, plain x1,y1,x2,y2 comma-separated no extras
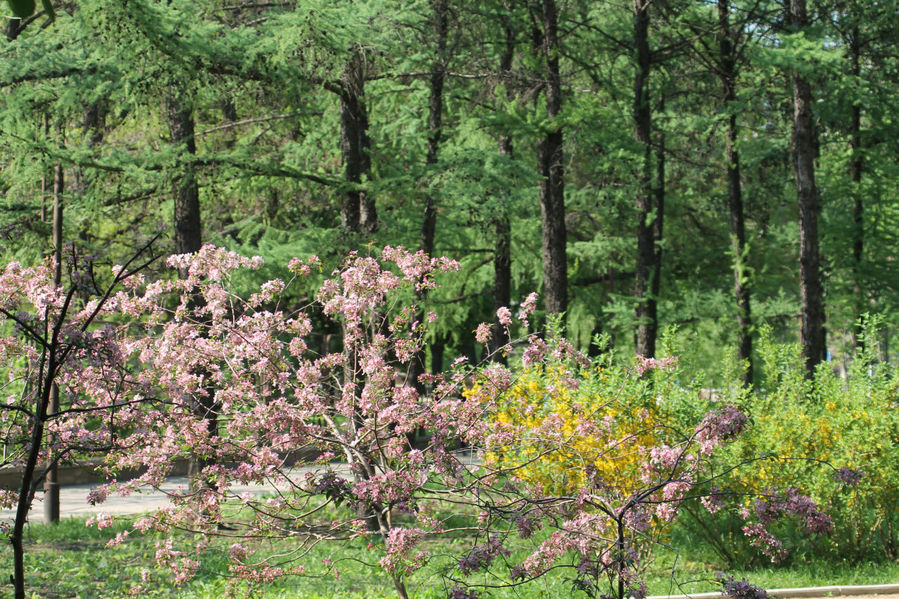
2,0,899,385
675,321,899,566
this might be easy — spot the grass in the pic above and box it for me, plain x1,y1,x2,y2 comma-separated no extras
1,515,897,598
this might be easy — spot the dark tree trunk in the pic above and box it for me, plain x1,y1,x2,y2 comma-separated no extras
431,337,445,374
538,0,567,318
44,159,63,524
409,0,449,390
6,17,21,41
340,52,377,234
490,211,512,361
488,6,515,361
421,0,447,256
651,101,664,355
849,24,864,350
787,0,826,375
12,324,64,598
165,91,218,486
492,119,514,362
719,0,753,386
220,99,239,150
165,92,202,256
633,0,656,358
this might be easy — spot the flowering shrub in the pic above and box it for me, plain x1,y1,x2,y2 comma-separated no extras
678,326,899,564
79,246,485,599
448,327,764,599
2,245,826,599
478,345,667,497
0,246,159,598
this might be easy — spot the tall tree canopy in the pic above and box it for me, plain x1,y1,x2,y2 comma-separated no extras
3,0,899,382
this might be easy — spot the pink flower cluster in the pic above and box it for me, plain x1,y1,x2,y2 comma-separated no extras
635,354,678,375
695,405,748,454
739,487,833,562
380,527,429,575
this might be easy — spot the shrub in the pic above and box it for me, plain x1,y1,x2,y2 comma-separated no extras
480,338,667,497
678,323,899,565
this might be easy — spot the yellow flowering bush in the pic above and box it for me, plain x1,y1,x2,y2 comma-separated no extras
475,354,667,497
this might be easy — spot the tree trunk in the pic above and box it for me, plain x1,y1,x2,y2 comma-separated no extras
165,91,218,488
488,6,515,361
633,0,656,358
849,23,864,350
719,0,753,386
409,0,449,390
12,339,61,599
787,0,826,375
6,16,21,41
165,92,202,256
538,0,567,318
421,0,447,257
340,52,377,234
490,212,512,360
651,100,664,356
44,159,63,524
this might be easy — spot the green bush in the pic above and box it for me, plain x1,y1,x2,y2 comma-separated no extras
674,322,899,566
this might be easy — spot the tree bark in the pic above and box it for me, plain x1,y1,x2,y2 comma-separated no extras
719,0,753,386
487,6,515,361
651,100,664,355
421,0,447,256
6,16,21,41
849,22,864,350
44,160,63,524
633,0,657,358
492,136,513,360
165,91,218,488
787,0,826,375
165,92,202,256
409,0,449,390
12,325,63,599
538,0,567,319
340,52,377,234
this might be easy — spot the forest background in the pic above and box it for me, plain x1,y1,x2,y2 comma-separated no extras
2,0,898,383
2,1,899,597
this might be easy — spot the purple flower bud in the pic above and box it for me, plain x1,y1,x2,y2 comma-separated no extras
717,574,768,599
833,467,863,486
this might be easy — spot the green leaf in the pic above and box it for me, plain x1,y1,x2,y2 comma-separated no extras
6,0,35,19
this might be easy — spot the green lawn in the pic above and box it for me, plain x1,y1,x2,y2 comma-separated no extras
2,517,897,598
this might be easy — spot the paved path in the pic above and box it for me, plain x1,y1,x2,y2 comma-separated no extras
0,466,348,523
0,476,193,523
648,585,899,599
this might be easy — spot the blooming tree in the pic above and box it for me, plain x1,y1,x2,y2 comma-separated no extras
0,244,835,599
91,245,496,598
0,244,158,599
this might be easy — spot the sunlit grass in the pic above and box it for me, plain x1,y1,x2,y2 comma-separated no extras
2,514,897,598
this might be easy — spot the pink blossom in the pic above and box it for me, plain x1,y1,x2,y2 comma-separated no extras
635,354,678,375
380,527,429,575
695,405,748,454
475,322,492,344
518,292,539,324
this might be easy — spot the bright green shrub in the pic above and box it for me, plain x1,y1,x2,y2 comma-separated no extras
678,324,899,564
